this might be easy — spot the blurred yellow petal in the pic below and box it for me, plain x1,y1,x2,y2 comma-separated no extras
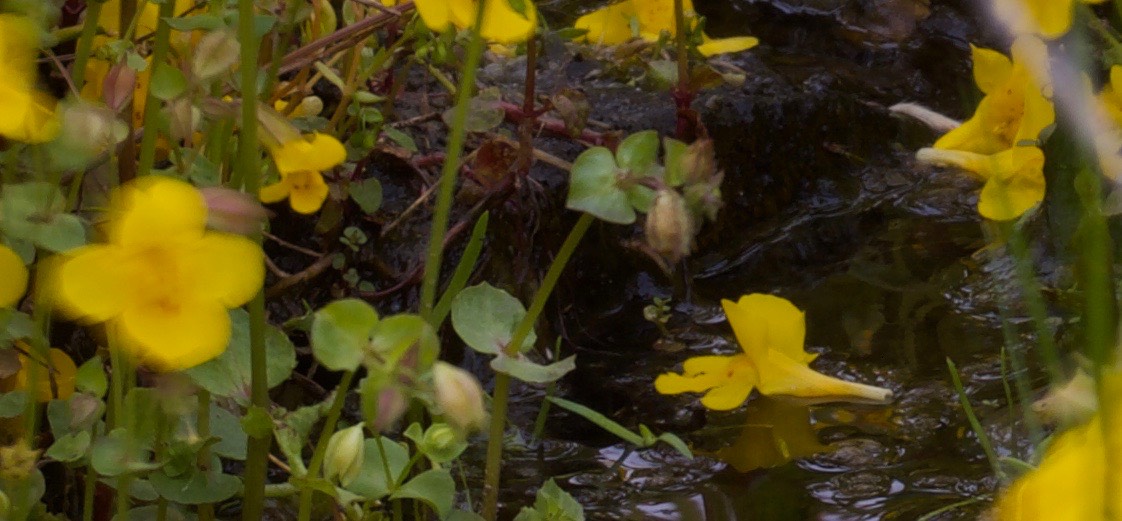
189,234,265,307
575,1,637,45
415,0,454,32
0,245,27,308
270,133,346,175
259,179,291,204
970,44,1013,94
996,417,1105,520
480,0,538,44
756,354,891,402
1014,82,1055,146
55,245,129,322
287,171,330,214
119,300,231,371
978,173,1044,221
110,176,207,247
15,348,78,402
696,35,758,56
722,294,811,363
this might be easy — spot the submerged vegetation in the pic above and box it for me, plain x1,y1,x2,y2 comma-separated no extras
0,0,1122,519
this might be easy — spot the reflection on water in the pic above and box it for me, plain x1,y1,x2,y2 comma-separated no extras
712,397,831,473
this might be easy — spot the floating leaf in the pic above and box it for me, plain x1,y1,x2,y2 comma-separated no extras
451,283,535,355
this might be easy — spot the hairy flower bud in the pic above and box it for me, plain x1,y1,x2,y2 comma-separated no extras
370,386,408,432
645,190,693,263
192,29,240,81
102,62,137,112
681,139,717,186
168,98,201,144
432,362,488,433
323,422,365,486
200,187,269,235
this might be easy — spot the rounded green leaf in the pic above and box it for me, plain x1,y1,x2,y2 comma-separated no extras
565,147,635,224
490,354,576,384
150,458,242,504
451,283,536,355
311,299,379,372
368,314,439,370
184,310,297,404
345,437,410,500
391,469,455,519
615,130,660,176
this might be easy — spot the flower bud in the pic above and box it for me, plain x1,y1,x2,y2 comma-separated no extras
645,190,693,263
48,101,128,170
419,423,467,463
275,96,324,119
200,187,269,235
102,62,137,112
323,422,365,486
431,362,488,433
681,139,717,186
371,386,408,432
168,98,201,145
192,29,241,81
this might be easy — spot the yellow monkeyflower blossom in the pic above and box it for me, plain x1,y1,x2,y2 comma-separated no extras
934,38,1054,155
655,294,892,410
917,145,1045,221
260,133,346,214
992,0,1105,39
0,15,59,143
54,177,264,371
408,0,538,44
575,0,758,57
0,246,28,309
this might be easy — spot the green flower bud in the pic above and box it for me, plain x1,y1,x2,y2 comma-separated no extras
323,423,365,487
432,362,488,433
419,423,467,464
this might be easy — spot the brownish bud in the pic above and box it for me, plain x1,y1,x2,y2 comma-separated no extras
200,187,269,235
681,139,717,186
102,62,137,112
192,29,241,81
645,189,694,263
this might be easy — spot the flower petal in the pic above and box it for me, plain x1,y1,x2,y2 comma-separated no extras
187,234,264,307
700,378,755,410
414,0,453,32
111,177,207,247
933,111,1006,155
287,171,330,214
697,35,758,57
258,179,291,204
978,174,1045,222
970,45,1013,95
269,133,346,174
1013,80,1055,146
118,300,232,371
655,355,736,394
0,245,28,308
722,294,812,363
575,1,637,45
54,245,129,322
756,354,892,402
480,0,538,44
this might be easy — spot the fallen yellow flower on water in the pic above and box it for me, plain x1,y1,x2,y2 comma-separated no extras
655,294,892,410
991,0,1105,39
575,0,758,57
916,145,1045,221
0,245,28,309
933,38,1053,155
407,0,538,44
54,177,264,371
0,14,59,143
260,133,346,214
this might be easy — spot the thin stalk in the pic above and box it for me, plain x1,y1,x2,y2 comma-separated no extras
197,389,215,521
482,212,594,520
82,462,97,521
136,0,176,177
237,0,269,518
419,1,490,320
672,0,688,92
72,1,104,92
947,358,1003,481
296,371,356,521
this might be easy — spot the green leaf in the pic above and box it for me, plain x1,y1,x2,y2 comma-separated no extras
274,401,332,474
565,147,634,224
241,405,273,439
432,211,489,325
150,461,242,504
101,477,159,502
390,469,455,518
310,299,379,372
91,428,158,477
75,357,107,398
150,63,187,100
34,214,87,252
45,430,91,463
349,178,383,214
184,309,297,404
0,182,87,252
534,479,585,521
547,397,643,446
163,14,224,31
662,137,688,187
615,130,659,176
382,127,418,152
448,511,487,521
656,432,693,458
112,505,195,521
369,314,439,370
345,437,410,500
0,390,28,418
491,354,576,384
445,87,504,133
451,283,535,355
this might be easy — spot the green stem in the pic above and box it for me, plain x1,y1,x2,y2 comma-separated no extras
418,0,490,320
947,358,1003,481
72,0,104,92
82,463,98,521
237,0,269,518
998,222,1064,383
136,0,176,177
481,212,594,520
197,390,215,521
673,0,688,92
296,371,356,521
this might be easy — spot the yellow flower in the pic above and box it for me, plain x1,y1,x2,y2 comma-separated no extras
654,294,892,410
934,39,1054,155
916,145,1045,221
992,0,1105,39
54,177,264,371
0,15,59,143
0,245,28,309
0,344,78,403
574,0,758,57
260,133,346,214
1099,65,1122,128
413,0,538,44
